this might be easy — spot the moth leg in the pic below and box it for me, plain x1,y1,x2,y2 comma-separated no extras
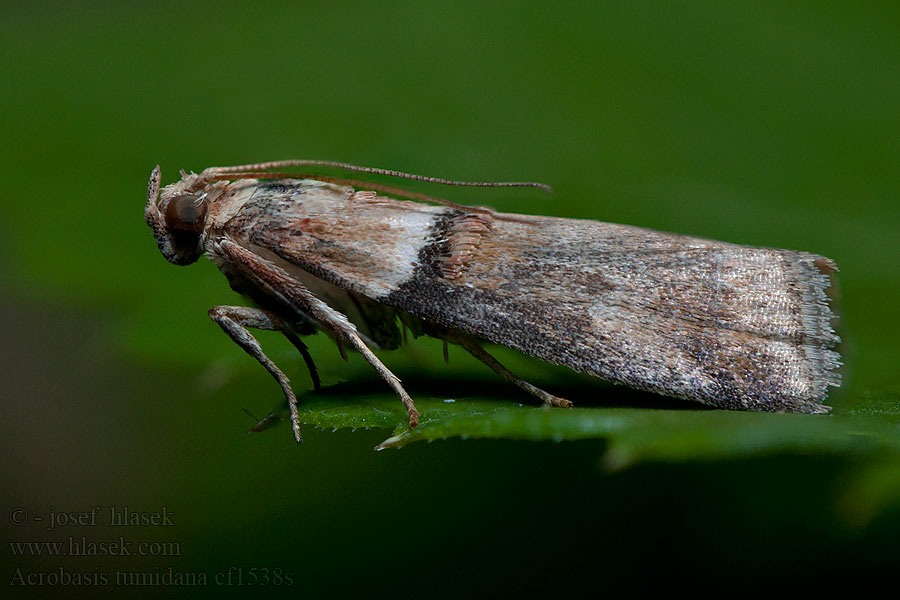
455,337,574,408
216,239,420,429
209,305,320,388
208,305,310,443
348,336,420,428
282,331,321,391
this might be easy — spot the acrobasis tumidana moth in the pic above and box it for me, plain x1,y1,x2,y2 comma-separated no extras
144,160,841,443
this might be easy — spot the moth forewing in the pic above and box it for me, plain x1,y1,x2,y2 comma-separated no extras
146,163,841,444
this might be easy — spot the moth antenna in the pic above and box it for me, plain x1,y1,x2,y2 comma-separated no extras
203,172,499,214
201,160,553,193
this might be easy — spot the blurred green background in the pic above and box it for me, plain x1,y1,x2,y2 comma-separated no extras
2,1,899,595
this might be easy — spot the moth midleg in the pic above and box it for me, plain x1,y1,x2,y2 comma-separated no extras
216,239,420,429
209,305,321,389
453,335,574,409
281,331,321,391
207,305,305,443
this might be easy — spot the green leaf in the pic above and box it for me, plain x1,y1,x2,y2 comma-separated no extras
256,385,900,464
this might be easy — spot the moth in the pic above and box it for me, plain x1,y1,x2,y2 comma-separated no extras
145,160,841,443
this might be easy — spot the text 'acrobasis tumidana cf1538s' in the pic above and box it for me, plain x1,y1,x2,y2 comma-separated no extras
145,160,841,444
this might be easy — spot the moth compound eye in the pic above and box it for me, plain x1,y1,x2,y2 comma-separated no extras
165,193,208,233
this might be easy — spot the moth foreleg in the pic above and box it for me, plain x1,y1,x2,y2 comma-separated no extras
455,336,574,409
216,239,420,429
209,305,320,388
207,305,305,443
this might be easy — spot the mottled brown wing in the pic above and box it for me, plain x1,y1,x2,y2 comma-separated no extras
236,181,840,413
383,211,841,413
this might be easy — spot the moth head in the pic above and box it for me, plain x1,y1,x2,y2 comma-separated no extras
144,166,213,265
